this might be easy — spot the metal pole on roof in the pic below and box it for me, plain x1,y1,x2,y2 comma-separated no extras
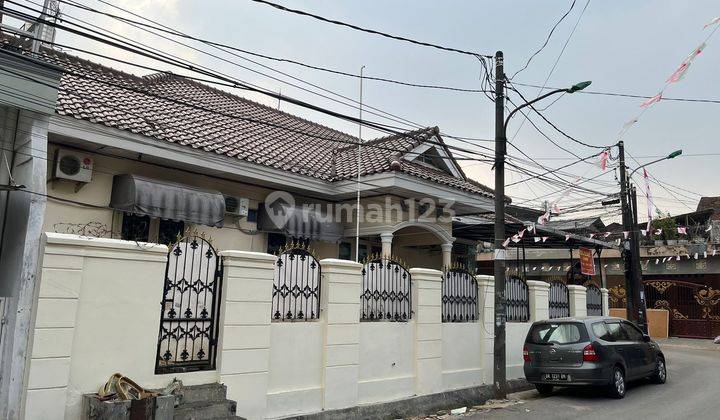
31,0,52,53
355,66,365,262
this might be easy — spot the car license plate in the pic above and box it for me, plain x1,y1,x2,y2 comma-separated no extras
542,373,570,382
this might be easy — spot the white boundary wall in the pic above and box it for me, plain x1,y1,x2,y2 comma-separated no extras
24,234,560,420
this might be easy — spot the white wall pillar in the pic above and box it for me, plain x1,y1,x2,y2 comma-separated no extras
218,251,276,420
568,285,588,317
380,232,393,258
477,275,494,385
601,288,609,316
320,259,362,411
527,280,550,322
440,243,453,269
410,268,443,396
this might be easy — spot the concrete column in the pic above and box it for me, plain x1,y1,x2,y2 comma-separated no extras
320,259,362,411
410,268,443,396
601,288,609,316
568,285,588,317
218,251,276,420
526,280,550,322
477,275,494,385
440,242,453,269
380,232,393,258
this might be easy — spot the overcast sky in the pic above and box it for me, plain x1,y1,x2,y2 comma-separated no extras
46,0,720,223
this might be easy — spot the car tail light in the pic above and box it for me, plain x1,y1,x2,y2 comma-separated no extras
583,344,600,362
523,345,530,362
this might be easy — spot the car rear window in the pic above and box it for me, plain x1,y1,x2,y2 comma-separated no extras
528,323,584,344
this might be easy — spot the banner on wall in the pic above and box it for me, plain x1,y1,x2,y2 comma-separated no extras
579,247,596,276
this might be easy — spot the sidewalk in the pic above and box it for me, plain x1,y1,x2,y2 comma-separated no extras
658,337,720,352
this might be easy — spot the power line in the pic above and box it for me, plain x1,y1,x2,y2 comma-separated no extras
246,0,493,59
511,0,577,79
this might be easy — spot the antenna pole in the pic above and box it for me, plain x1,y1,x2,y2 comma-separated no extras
355,66,365,262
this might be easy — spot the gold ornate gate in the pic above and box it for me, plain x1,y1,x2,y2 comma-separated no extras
644,280,720,339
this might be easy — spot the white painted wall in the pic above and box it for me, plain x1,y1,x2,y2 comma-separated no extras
442,323,484,390
358,323,414,404
266,323,323,418
25,234,554,419
505,322,532,379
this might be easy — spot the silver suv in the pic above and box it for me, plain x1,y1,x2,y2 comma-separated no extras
523,316,666,398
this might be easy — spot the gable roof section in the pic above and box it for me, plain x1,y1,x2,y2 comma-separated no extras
697,196,720,212
0,37,494,199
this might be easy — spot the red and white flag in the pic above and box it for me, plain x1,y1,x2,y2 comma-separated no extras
706,226,712,232
623,231,630,239
589,233,596,239
534,237,541,243
640,92,662,109
641,229,647,237
502,238,511,248
676,255,681,261
518,228,526,238
704,16,720,29
565,234,571,242
604,232,612,238
542,236,549,243
677,227,687,235
654,229,663,236
511,235,521,243
666,43,706,84
643,169,654,231
599,150,609,171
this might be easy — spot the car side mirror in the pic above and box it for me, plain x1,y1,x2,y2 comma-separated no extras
642,334,651,342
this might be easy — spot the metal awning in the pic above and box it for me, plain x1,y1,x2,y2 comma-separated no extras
109,174,225,227
257,202,343,242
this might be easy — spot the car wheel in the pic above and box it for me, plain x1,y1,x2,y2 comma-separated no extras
535,384,553,396
652,356,667,384
608,366,626,399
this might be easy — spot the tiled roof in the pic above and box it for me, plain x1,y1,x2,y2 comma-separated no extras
1,37,494,199
697,197,720,212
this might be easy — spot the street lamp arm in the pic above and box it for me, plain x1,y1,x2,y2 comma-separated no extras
628,150,682,179
504,88,567,129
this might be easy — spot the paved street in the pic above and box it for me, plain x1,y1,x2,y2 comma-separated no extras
469,338,720,420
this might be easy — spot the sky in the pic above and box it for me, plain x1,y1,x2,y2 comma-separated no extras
27,0,720,223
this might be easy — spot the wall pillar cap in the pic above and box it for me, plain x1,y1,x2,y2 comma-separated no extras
475,275,494,286
219,250,277,262
526,280,550,289
409,267,443,278
440,242,454,252
600,287,609,293
567,284,587,291
380,232,394,242
319,258,363,268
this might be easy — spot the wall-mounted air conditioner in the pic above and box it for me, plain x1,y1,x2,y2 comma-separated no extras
54,149,93,183
224,195,249,217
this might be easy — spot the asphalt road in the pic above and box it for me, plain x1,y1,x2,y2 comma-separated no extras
468,338,720,420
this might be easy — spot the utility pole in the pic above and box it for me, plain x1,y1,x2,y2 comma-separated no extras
630,185,648,333
493,50,507,399
618,141,648,332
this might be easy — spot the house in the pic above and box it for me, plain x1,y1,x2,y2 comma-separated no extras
0,35,507,419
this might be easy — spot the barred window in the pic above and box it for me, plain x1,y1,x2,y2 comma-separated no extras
586,284,603,316
361,257,411,322
506,276,529,322
442,267,478,322
272,244,321,321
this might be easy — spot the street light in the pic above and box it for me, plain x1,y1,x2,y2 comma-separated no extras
493,50,590,399
629,149,683,178
621,148,682,334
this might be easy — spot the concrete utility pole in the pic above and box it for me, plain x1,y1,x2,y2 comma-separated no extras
493,50,507,399
618,141,648,333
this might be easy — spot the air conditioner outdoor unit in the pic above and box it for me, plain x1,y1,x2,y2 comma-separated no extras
224,195,249,217
54,149,93,183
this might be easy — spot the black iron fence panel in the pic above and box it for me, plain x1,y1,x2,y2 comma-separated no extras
549,281,570,319
361,256,411,322
586,284,603,316
156,236,222,374
272,245,321,321
442,267,478,322
506,276,530,322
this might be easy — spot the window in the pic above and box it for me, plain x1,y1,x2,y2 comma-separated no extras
158,220,184,245
121,213,150,242
358,244,369,261
267,233,287,254
622,322,644,341
528,323,583,345
592,322,612,341
606,323,629,341
416,153,434,166
339,242,352,260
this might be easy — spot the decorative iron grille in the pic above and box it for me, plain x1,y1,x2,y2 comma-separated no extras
361,256,411,322
505,276,530,322
442,267,478,322
156,236,222,374
586,284,603,316
548,281,570,319
272,243,321,321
